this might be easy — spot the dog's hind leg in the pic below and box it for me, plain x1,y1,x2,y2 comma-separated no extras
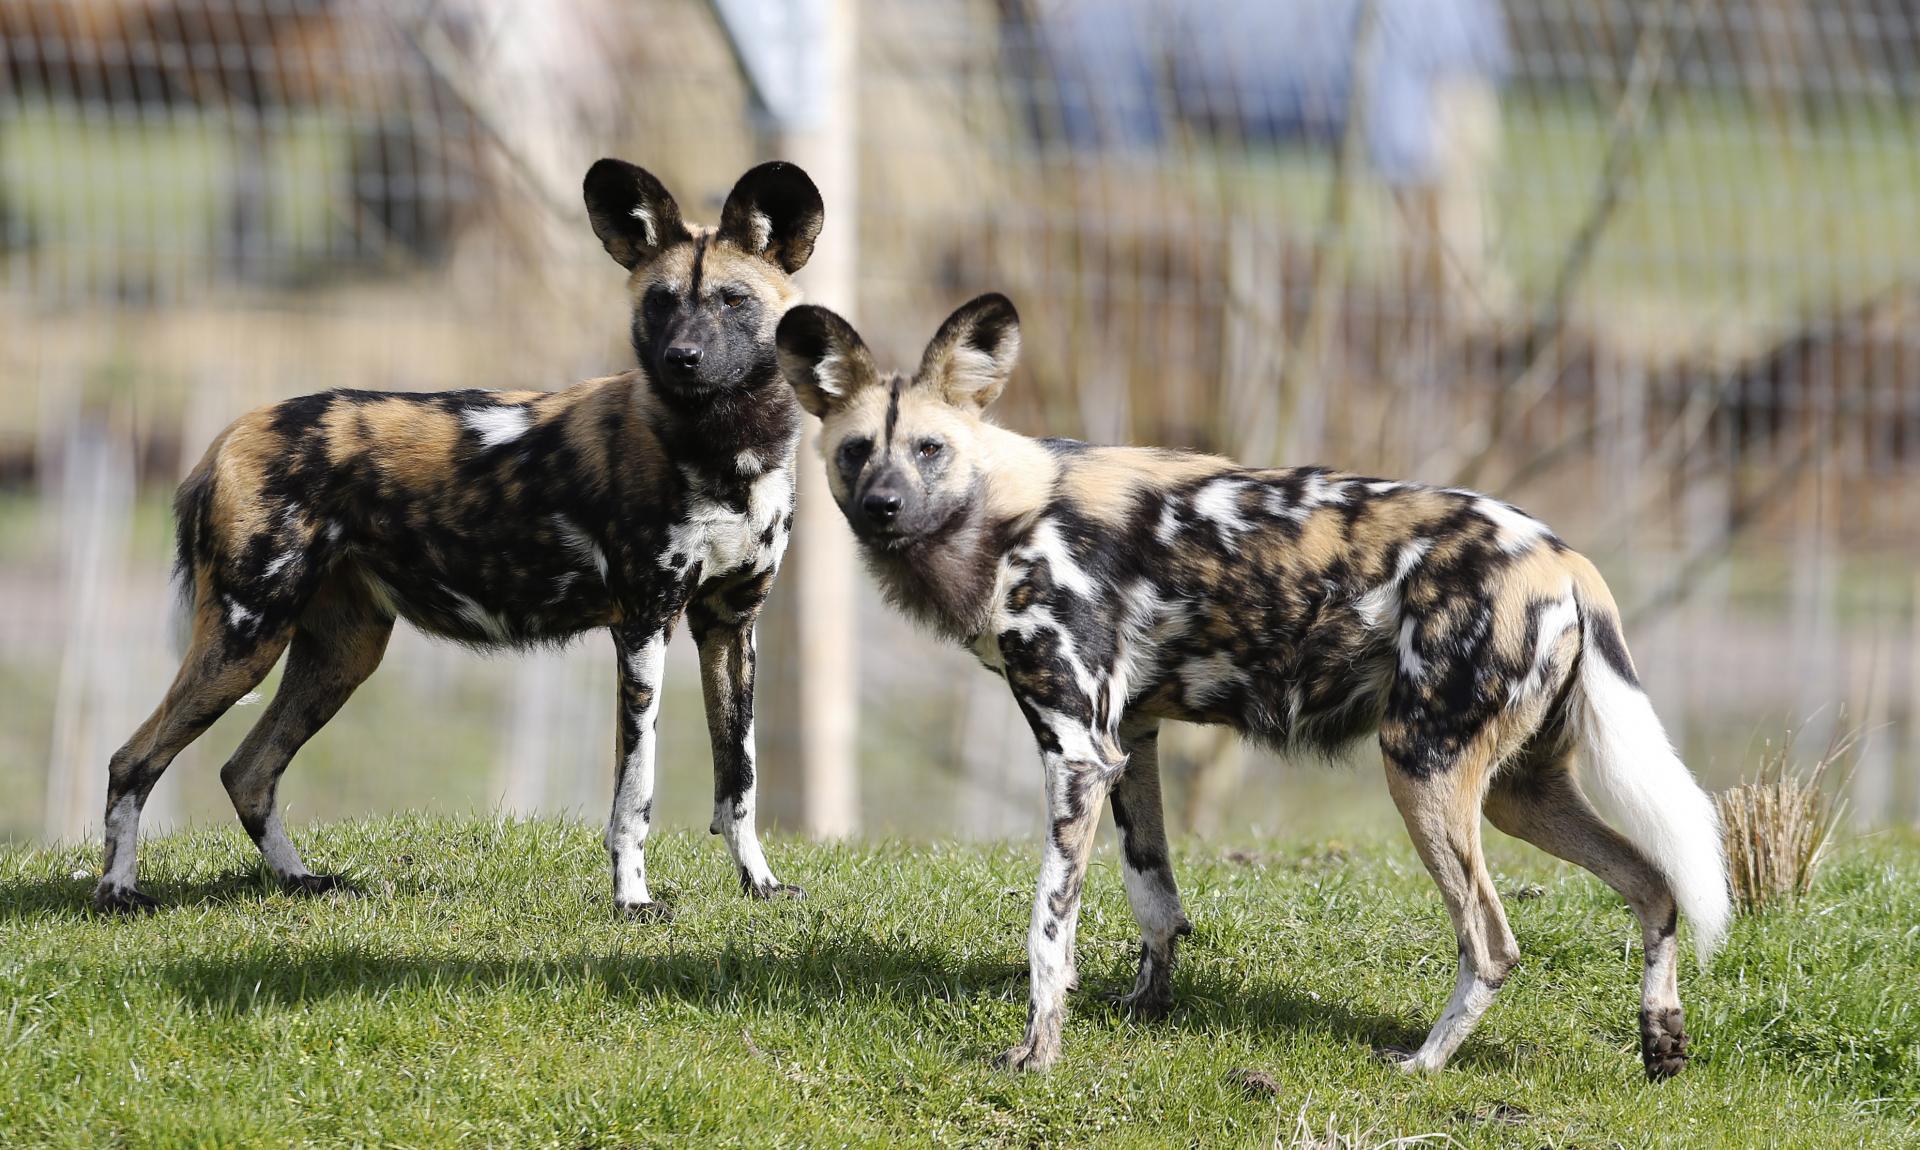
1380,714,1518,1073
218,569,393,893
96,604,294,912
1108,717,1192,1019
1486,757,1690,1079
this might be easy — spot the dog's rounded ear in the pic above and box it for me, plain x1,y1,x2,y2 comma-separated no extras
718,161,825,274
583,159,691,270
777,305,878,418
918,293,1020,411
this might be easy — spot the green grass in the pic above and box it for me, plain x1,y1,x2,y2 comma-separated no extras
3,818,1916,1147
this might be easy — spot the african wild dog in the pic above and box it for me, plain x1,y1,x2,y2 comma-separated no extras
94,160,825,918
775,294,1731,1077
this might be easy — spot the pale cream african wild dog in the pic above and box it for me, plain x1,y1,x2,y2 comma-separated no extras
95,160,825,917
776,294,1731,1078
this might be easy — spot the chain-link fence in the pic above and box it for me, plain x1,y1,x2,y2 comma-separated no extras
4,0,1917,845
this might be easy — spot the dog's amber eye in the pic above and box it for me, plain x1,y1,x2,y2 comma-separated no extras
722,291,747,309
916,440,944,460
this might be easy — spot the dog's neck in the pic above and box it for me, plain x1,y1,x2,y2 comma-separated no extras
643,360,801,494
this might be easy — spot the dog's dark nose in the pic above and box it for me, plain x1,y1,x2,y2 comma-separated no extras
663,345,702,372
863,491,902,524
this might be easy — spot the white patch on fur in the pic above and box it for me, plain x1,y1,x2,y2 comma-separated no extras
1405,954,1501,1072
359,569,406,618
224,596,258,630
946,344,1001,396
736,450,763,474
446,589,513,642
463,405,532,449
1574,621,1731,964
100,794,142,888
1191,479,1248,544
1110,582,1188,717
747,208,772,254
262,551,298,581
1021,519,1096,598
1513,591,1579,703
1154,501,1183,544
1474,497,1550,552
1367,480,1403,496
1178,652,1249,708
1396,617,1426,679
553,515,609,583
1354,539,1432,627
609,630,668,907
256,809,311,879
1299,472,1349,509
630,204,657,248
662,467,793,581
812,351,849,399
971,631,1005,673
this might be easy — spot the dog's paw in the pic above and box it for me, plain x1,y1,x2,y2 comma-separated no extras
992,1038,1058,1073
92,884,159,916
616,899,674,923
1640,1006,1690,1081
283,873,354,897
744,877,807,902
1371,1043,1429,1073
1108,984,1175,1021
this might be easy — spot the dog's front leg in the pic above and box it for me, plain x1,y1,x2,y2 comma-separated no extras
609,619,673,918
998,706,1122,1072
689,587,800,900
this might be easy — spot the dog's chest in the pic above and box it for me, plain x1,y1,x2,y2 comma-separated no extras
662,464,794,583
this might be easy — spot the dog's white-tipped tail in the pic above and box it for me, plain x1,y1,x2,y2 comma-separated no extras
1572,607,1731,966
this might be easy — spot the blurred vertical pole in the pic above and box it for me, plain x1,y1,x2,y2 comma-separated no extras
784,0,860,839
1910,576,1920,826
44,415,138,842
714,0,860,838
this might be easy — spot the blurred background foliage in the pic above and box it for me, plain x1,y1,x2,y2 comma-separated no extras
2,0,1916,845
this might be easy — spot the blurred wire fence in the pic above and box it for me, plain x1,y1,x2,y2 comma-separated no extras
3,0,1917,846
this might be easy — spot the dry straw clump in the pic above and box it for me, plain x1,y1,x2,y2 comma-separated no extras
1715,729,1852,914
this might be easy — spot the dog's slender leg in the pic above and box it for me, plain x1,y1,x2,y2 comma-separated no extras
96,614,294,912
1486,760,1690,1079
1108,717,1191,1019
1381,718,1516,1073
609,619,672,918
690,588,797,901
997,692,1122,1072
220,574,393,892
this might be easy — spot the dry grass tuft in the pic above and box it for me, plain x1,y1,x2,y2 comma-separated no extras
1716,729,1852,913
1274,1101,1456,1149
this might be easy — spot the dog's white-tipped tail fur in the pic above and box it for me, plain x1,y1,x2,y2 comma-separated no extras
1571,607,1732,966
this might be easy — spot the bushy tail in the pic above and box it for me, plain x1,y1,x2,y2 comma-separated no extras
1570,582,1731,965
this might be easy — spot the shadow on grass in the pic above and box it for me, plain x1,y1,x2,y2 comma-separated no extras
132,937,1425,1058
1,870,1429,1060
0,868,338,918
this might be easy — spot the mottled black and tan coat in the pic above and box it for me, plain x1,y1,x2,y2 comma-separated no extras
777,294,1731,1079
95,160,825,918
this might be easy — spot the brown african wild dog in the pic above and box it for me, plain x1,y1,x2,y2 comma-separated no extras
775,294,1731,1078
94,160,825,918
